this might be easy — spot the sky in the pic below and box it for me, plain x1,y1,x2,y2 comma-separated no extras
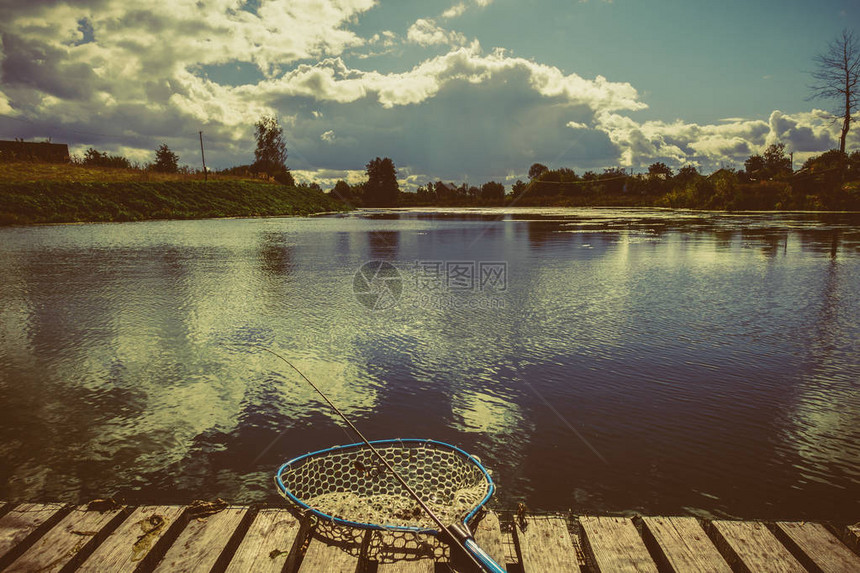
0,0,858,190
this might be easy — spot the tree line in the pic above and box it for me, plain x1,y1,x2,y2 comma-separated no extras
326,142,859,210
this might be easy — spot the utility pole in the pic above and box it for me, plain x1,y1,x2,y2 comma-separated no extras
199,131,207,182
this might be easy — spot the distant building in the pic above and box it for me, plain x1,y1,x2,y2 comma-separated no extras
0,140,70,163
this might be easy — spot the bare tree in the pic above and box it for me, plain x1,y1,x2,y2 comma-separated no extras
809,29,860,153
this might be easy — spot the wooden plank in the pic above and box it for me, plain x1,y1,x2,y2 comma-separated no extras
370,525,437,572
0,503,67,565
377,557,435,573
225,508,301,573
299,534,361,573
580,516,658,573
77,505,185,573
516,515,578,573
709,520,804,573
474,511,507,569
842,525,860,555
153,506,247,573
373,531,435,573
5,505,126,572
776,521,860,573
641,516,731,573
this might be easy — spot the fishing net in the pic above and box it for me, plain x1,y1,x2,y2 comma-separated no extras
276,439,492,532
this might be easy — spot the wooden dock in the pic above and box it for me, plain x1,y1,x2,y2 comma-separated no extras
0,501,858,572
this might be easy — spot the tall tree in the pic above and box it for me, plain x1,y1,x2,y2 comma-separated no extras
511,179,526,197
762,142,792,177
331,180,352,202
253,115,293,184
744,143,791,180
809,29,860,153
647,162,673,178
153,143,179,173
528,163,548,180
480,181,505,201
365,157,399,207
744,154,765,178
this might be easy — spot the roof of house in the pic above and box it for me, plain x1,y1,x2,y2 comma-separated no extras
0,140,70,163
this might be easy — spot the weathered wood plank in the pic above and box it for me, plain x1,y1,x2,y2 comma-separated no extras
377,556,435,573
641,516,731,573
77,505,185,573
4,505,126,573
580,515,658,573
842,524,860,555
299,534,361,573
473,511,507,570
152,506,247,573
516,515,578,573
709,520,804,573
372,528,436,573
225,508,301,573
776,521,860,573
0,503,67,566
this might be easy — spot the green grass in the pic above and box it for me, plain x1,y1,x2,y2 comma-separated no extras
0,160,226,183
0,174,348,225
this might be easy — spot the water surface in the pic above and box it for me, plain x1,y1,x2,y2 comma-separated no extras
0,208,858,521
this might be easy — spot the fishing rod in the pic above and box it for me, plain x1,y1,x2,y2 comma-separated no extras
263,348,502,573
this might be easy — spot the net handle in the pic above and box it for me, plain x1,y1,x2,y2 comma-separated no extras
262,348,489,572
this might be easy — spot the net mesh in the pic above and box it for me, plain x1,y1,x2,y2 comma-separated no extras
278,440,490,531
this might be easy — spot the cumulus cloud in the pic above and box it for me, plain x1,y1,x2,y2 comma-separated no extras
0,90,12,115
247,44,645,115
767,110,834,152
0,0,381,163
407,19,467,47
442,3,467,19
441,0,493,19
592,109,853,170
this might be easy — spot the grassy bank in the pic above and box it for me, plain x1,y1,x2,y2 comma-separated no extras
0,162,347,225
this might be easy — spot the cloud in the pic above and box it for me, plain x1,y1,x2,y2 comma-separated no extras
0,0,853,188
0,89,13,115
592,108,853,170
442,3,467,19
441,0,493,19
407,19,467,47
291,167,366,187
766,109,834,152
261,51,621,184
250,44,645,115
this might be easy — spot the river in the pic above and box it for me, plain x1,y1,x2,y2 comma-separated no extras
0,208,858,521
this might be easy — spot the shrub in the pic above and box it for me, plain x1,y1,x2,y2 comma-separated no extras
82,148,132,169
